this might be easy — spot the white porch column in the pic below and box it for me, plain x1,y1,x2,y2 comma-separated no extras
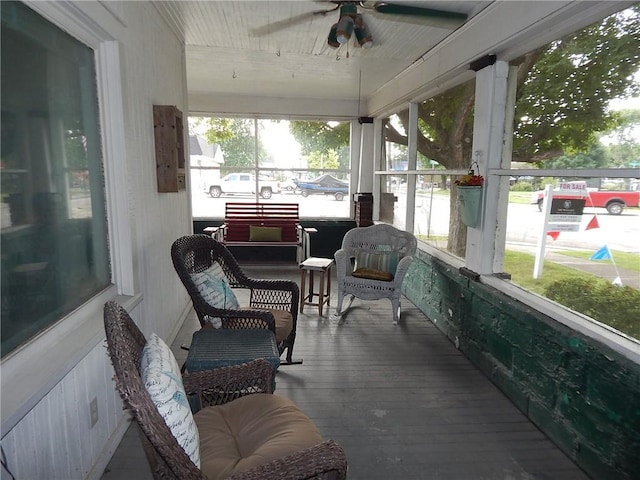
358,118,375,193
372,118,384,221
406,103,418,233
465,59,509,274
350,120,363,218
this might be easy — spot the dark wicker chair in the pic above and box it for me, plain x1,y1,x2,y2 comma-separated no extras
171,234,300,364
103,301,348,480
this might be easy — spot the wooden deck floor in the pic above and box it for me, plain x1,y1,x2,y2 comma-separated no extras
102,263,590,480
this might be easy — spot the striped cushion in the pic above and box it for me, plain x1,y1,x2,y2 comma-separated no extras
354,250,401,276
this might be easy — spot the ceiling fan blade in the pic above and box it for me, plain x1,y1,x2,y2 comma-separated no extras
372,2,467,29
250,6,338,37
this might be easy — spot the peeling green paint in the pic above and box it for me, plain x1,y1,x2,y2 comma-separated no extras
403,253,640,480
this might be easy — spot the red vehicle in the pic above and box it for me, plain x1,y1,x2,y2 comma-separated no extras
531,189,640,215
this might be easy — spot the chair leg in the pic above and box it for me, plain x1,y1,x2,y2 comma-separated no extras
334,293,354,318
281,335,303,365
335,291,346,316
391,298,401,325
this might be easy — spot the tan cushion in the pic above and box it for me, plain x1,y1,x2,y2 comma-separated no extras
239,307,293,343
196,394,323,480
352,267,394,282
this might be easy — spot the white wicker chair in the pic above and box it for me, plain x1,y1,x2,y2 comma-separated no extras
334,224,417,324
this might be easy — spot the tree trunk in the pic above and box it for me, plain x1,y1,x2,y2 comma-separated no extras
448,194,468,257
446,146,471,257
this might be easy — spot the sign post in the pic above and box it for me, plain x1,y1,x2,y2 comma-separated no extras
533,182,587,278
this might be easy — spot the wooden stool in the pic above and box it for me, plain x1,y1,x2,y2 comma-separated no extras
299,257,334,316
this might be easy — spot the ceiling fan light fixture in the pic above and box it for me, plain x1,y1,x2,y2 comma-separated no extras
327,23,340,48
336,15,354,44
354,15,373,48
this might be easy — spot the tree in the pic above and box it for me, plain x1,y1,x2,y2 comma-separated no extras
308,149,339,170
601,109,640,168
289,121,350,170
194,118,269,174
291,7,640,256
540,143,608,170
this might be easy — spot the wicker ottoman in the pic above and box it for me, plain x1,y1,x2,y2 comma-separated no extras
184,328,281,372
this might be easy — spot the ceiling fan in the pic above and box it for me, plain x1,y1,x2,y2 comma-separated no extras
250,1,469,47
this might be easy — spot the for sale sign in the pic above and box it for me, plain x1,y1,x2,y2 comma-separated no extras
550,198,586,216
534,182,588,277
548,194,586,232
556,181,588,197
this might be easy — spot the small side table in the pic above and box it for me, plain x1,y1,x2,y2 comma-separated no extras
299,257,334,316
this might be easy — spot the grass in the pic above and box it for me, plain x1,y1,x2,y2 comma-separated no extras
508,191,535,204
504,250,591,295
504,248,640,295
554,249,640,273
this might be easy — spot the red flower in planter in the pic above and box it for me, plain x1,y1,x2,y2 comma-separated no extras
455,170,484,187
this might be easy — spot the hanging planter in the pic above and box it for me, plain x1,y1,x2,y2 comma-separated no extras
455,166,484,228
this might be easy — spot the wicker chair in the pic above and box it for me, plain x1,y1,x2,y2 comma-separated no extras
334,224,417,324
103,301,348,480
171,234,299,364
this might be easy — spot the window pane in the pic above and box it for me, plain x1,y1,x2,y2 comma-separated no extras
504,6,640,342
505,176,639,341
1,2,110,356
381,98,474,258
414,175,451,249
189,117,351,218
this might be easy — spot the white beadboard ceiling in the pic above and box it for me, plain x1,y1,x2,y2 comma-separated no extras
151,1,632,117
153,1,490,104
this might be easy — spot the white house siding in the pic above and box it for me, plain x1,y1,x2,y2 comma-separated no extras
0,2,192,479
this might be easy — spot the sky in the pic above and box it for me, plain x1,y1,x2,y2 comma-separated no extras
260,120,303,169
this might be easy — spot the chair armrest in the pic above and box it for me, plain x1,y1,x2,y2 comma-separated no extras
195,302,278,334
244,278,299,313
182,359,275,407
214,223,228,242
334,248,351,278
392,255,414,284
229,440,348,480
203,226,219,237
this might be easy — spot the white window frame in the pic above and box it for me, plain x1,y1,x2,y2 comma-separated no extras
374,63,640,366
0,1,140,435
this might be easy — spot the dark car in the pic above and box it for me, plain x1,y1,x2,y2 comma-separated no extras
295,174,349,201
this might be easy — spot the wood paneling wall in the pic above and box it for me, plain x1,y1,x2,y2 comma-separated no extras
0,3,191,478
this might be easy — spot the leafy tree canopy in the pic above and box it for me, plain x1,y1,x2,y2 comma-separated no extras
289,121,349,155
307,149,339,170
293,7,639,172
540,143,608,169
285,7,640,256
193,118,270,172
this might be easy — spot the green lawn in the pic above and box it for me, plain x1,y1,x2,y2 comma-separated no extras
504,249,640,294
508,191,534,204
554,249,640,273
504,250,590,295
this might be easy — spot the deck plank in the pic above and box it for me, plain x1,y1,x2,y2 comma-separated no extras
103,263,589,480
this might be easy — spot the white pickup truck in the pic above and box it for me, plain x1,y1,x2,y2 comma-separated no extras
206,173,280,199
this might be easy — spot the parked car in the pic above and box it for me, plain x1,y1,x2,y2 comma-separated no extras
205,173,280,199
295,174,349,201
531,188,640,215
280,178,299,192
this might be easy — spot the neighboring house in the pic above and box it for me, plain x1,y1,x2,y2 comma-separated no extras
189,135,224,194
